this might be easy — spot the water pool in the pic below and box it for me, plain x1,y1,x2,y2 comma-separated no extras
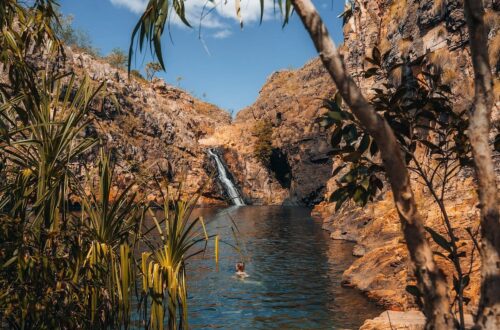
182,206,381,329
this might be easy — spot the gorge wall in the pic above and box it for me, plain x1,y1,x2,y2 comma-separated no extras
59,48,232,206
202,58,337,205
315,0,500,312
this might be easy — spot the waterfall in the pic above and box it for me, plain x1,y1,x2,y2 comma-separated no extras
207,149,245,206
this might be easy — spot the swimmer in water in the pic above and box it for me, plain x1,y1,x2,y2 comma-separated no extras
235,262,249,278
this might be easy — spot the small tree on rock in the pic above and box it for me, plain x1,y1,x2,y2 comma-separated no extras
106,48,128,69
253,120,273,168
145,62,163,81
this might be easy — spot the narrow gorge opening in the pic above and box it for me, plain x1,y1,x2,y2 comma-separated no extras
269,148,292,189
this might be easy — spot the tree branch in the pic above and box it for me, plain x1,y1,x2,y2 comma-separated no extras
463,0,500,328
290,0,454,328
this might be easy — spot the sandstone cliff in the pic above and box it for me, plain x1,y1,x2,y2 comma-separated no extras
203,59,337,205
64,48,232,205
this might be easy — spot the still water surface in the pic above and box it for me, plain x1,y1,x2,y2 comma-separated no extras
183,206,382,329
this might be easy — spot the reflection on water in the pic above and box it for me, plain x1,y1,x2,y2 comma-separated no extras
183,206,382,329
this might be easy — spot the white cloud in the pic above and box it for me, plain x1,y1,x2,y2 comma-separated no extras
212,29,232,39
109,0,148,14
209,0,275,24
109,0,278,37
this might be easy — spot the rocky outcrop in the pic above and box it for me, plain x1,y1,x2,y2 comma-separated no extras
314,173,484,311
65,48,232,205
360,311,474,330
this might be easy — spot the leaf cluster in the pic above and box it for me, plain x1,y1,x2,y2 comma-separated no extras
317,92,383,210
319,47,473,211
146,61,163,81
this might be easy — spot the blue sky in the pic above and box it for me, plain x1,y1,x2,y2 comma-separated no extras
59,0,346,113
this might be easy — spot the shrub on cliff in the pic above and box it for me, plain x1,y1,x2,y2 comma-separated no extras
146,61,163,81
252,120,273,167
106,47,128,69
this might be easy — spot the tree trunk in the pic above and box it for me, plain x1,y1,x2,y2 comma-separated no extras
290,0,454,328
463,1,500,328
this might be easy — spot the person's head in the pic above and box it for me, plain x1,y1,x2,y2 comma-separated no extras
236,262,245,272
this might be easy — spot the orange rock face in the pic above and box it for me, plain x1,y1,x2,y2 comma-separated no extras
203,59,337,205
63,48,232,205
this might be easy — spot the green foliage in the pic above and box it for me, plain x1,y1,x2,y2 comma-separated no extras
319,46,478,328
319,48,472,209
0,70,106,328
131,69,146,81
146,61,163,81
338,1,355,26
317,92,383,210
79,151,143,328
252,120,274,167
106,47,128,69
140,183,209,330
1,2,224,329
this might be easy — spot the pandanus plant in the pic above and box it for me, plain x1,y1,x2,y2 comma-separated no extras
139,182,213,330
0,71,106,327
81,150,144,328
1,72,101,236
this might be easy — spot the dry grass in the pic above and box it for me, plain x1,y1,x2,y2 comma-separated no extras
386,0,407,35
489,33,500,70
494,78,500,103
427,48,462,85
436,25,447,39
461,79,475,104
441,68,458,85
379,36,392,57
389,66,403,87
387,0,407,20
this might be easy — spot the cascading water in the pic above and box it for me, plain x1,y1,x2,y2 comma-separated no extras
207,149,245,206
